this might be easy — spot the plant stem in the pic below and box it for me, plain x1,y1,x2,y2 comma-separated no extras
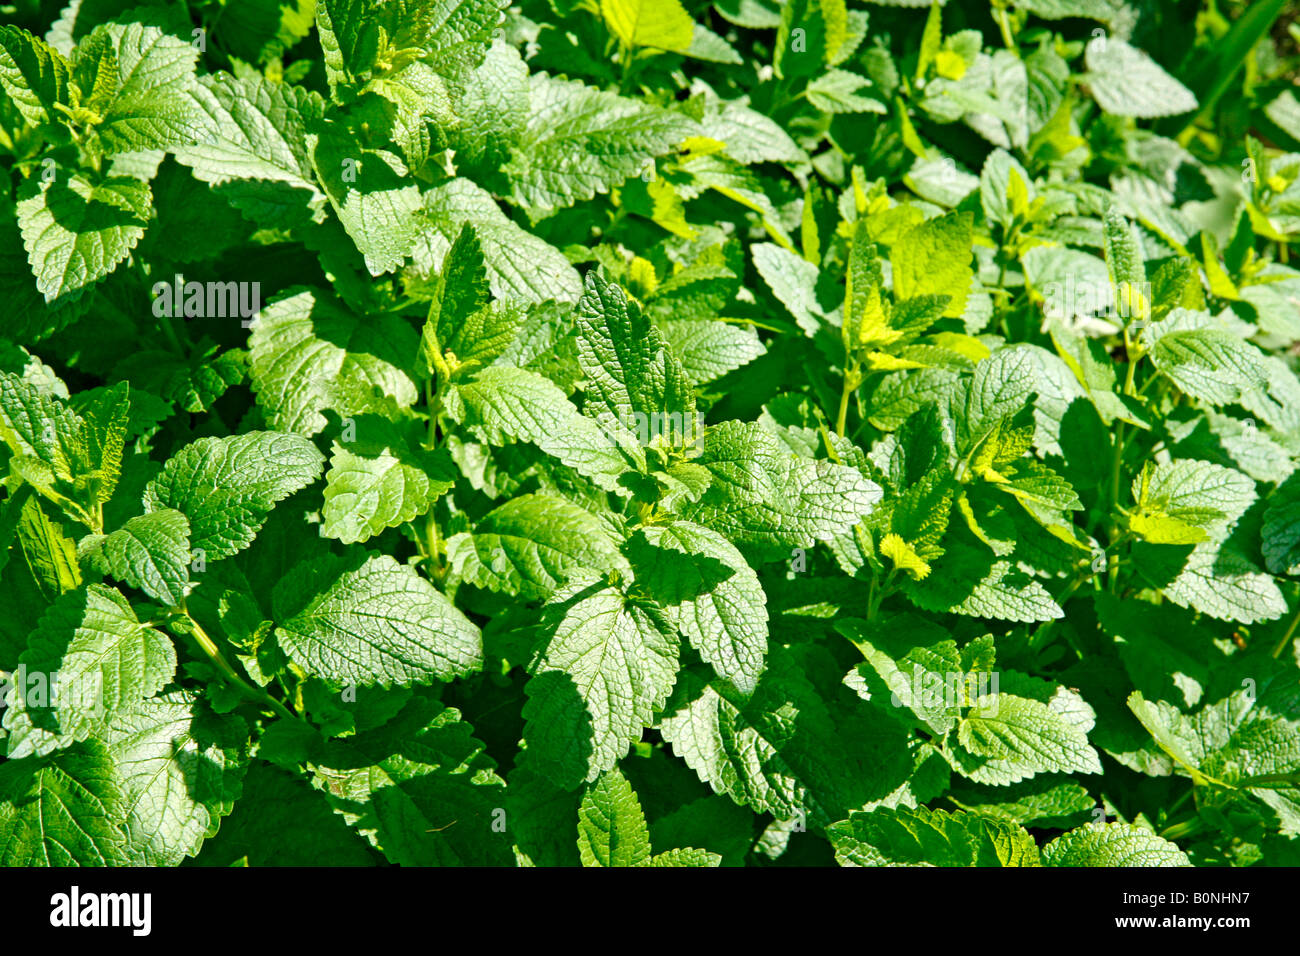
424,509,445,584
1271,601,1300,659
836,362,860,438
184,613,295,721
997,12,1017,54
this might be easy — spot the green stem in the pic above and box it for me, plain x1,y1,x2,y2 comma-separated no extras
424,509,445,583
836,361,861,438
994,3,1019,56
1271,602,1300,659
185,613,295,721
1159,817,1203,841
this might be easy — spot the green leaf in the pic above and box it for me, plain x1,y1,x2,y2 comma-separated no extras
1101,206,1145,295
248,288,419,436
655,320,764,385
1263,477,1300,576
449,366,633,489
681,421,881,554
174,73,327,226
316,0,507,90
1149,319,1268,407
577,766,652,866
752,241,825,336
774,0,848,79
601,0,694,52
104,691,247,865
3,584,176,758
1130,459,1254,544
502,73,697,216
1157,543,1286,624
417,177,582,303
0,741,129,865
523,583,680,788
79,508,191,605
310,124,423,276
72,22,205,153
310,698,512,865
446,493,628,600
321,417,457,544
0,25,72,126
828,805,1041,866
806,69,885,114
1042,822,1191,866
420,223,517,376
144,431,325,561
946,776,1096,828
17,173,151,301
627,521,769,695
576,271,695,452
891,212,973,317
273,551,482,686
1128,686,1300,812
952,692,1102,785
192,762,376,866
1084,35,1196,118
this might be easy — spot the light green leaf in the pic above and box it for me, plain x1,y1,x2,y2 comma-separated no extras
274,551,481,686
502,73,697,216
316,0,506,90
416,177,582,303
0,25,72,126
174,73,327,226
1159,543,1286,624
3,585,176,758
828,805,1041,866
1084,36,1196,118
79,509,191,606
807,69,885,114
248,288,419,436
105,691,247,866
577,766,652,866
17,173,151,301
144,431,325,561
446,493,628,600
1131,459,1255,544
310,126,423,275
628,521,769,695
601,0,694,52
891,212,973,317
523,583,680,787
322,419,457,545
655,319,764,385
72,23,205,153
952,692,1102,784
1042,822,1190,866
681,420,882,553
752,241,824,336
1149,322,1268,407
449,366,634,489
576,271,695,453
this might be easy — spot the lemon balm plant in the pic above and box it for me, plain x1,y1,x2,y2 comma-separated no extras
0,0,1298,868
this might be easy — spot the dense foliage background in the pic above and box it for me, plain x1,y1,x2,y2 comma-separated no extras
1,0,1299,867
